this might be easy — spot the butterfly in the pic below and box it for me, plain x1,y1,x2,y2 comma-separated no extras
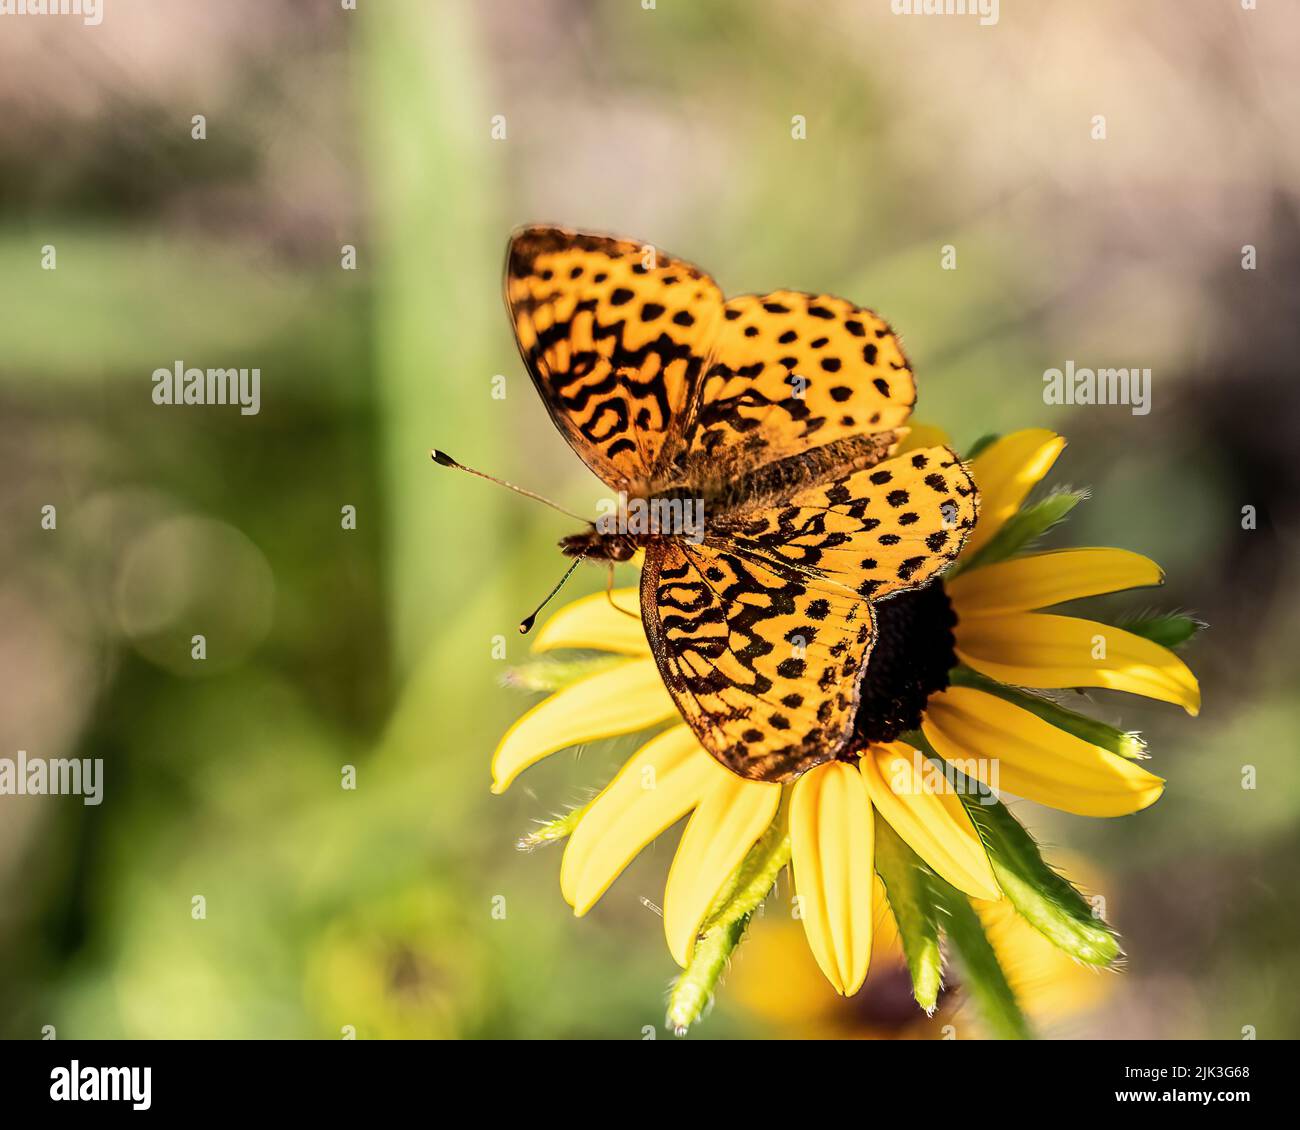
495,225,977,784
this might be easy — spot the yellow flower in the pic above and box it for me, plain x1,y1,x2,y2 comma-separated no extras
491,429,1200,1002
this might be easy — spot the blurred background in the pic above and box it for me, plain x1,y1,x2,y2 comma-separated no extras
1,0,1297,1039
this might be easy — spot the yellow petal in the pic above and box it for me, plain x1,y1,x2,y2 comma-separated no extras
962,429,1066,559
894,423,952,455
859,742,1000,900
955,611,1200,715
490,658,676,793
790,761,875,995
922,686,1166,817
531,587,648,656
663,773,781,966
949,548,1163,617
560,726,715,914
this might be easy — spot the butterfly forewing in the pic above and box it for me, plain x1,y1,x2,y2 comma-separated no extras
505,226,724,490
640,540,875,783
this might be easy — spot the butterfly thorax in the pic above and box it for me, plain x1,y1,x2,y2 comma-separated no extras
562,432,907,564
688,430,902,512
562,485,708,560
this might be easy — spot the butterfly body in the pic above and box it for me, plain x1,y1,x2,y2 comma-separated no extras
506,226,978,783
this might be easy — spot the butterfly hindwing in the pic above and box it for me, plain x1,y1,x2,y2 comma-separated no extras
640,539,875,783
505,226,725,490
683,290,915,481
716,446,978,601
641,446,976,782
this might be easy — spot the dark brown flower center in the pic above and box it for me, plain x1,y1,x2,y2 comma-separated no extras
844,581,957,752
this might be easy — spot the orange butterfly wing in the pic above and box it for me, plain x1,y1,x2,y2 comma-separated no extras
505,226,725,491
715,446,978,601
504,229,978,784
641,446,976,782
683,290,915,482
641,539,874,783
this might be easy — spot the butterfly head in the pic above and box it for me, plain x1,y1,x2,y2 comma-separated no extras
559,528,637,563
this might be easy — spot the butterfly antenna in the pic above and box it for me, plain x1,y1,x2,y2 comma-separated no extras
519,552,587,635
430,449,590,523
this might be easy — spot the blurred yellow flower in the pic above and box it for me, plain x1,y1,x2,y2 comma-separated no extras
304,889,487,1040
727,857,1116,1039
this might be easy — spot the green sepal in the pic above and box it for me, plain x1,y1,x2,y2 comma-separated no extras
515,800,591,852
665,915,747,1037
1113,611,1206,650
957,783,1121,966
875,820,945,1012
502,655,625,693
666,800,791,1036
948,666,1147,760
964,433,1001,461
932,878,1033,1040
954,487,1088,575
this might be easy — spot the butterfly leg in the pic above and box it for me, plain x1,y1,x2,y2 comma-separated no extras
605,562,639,620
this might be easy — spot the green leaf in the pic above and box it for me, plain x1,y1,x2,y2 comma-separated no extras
667,802,791,1036
1113,611,1206,650
964,432,1001,460
948,666,1147,760
933,879,1033,1040
502,655,626,693
955,488,1088,574
957,785,1121,966
875,821,945,1012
